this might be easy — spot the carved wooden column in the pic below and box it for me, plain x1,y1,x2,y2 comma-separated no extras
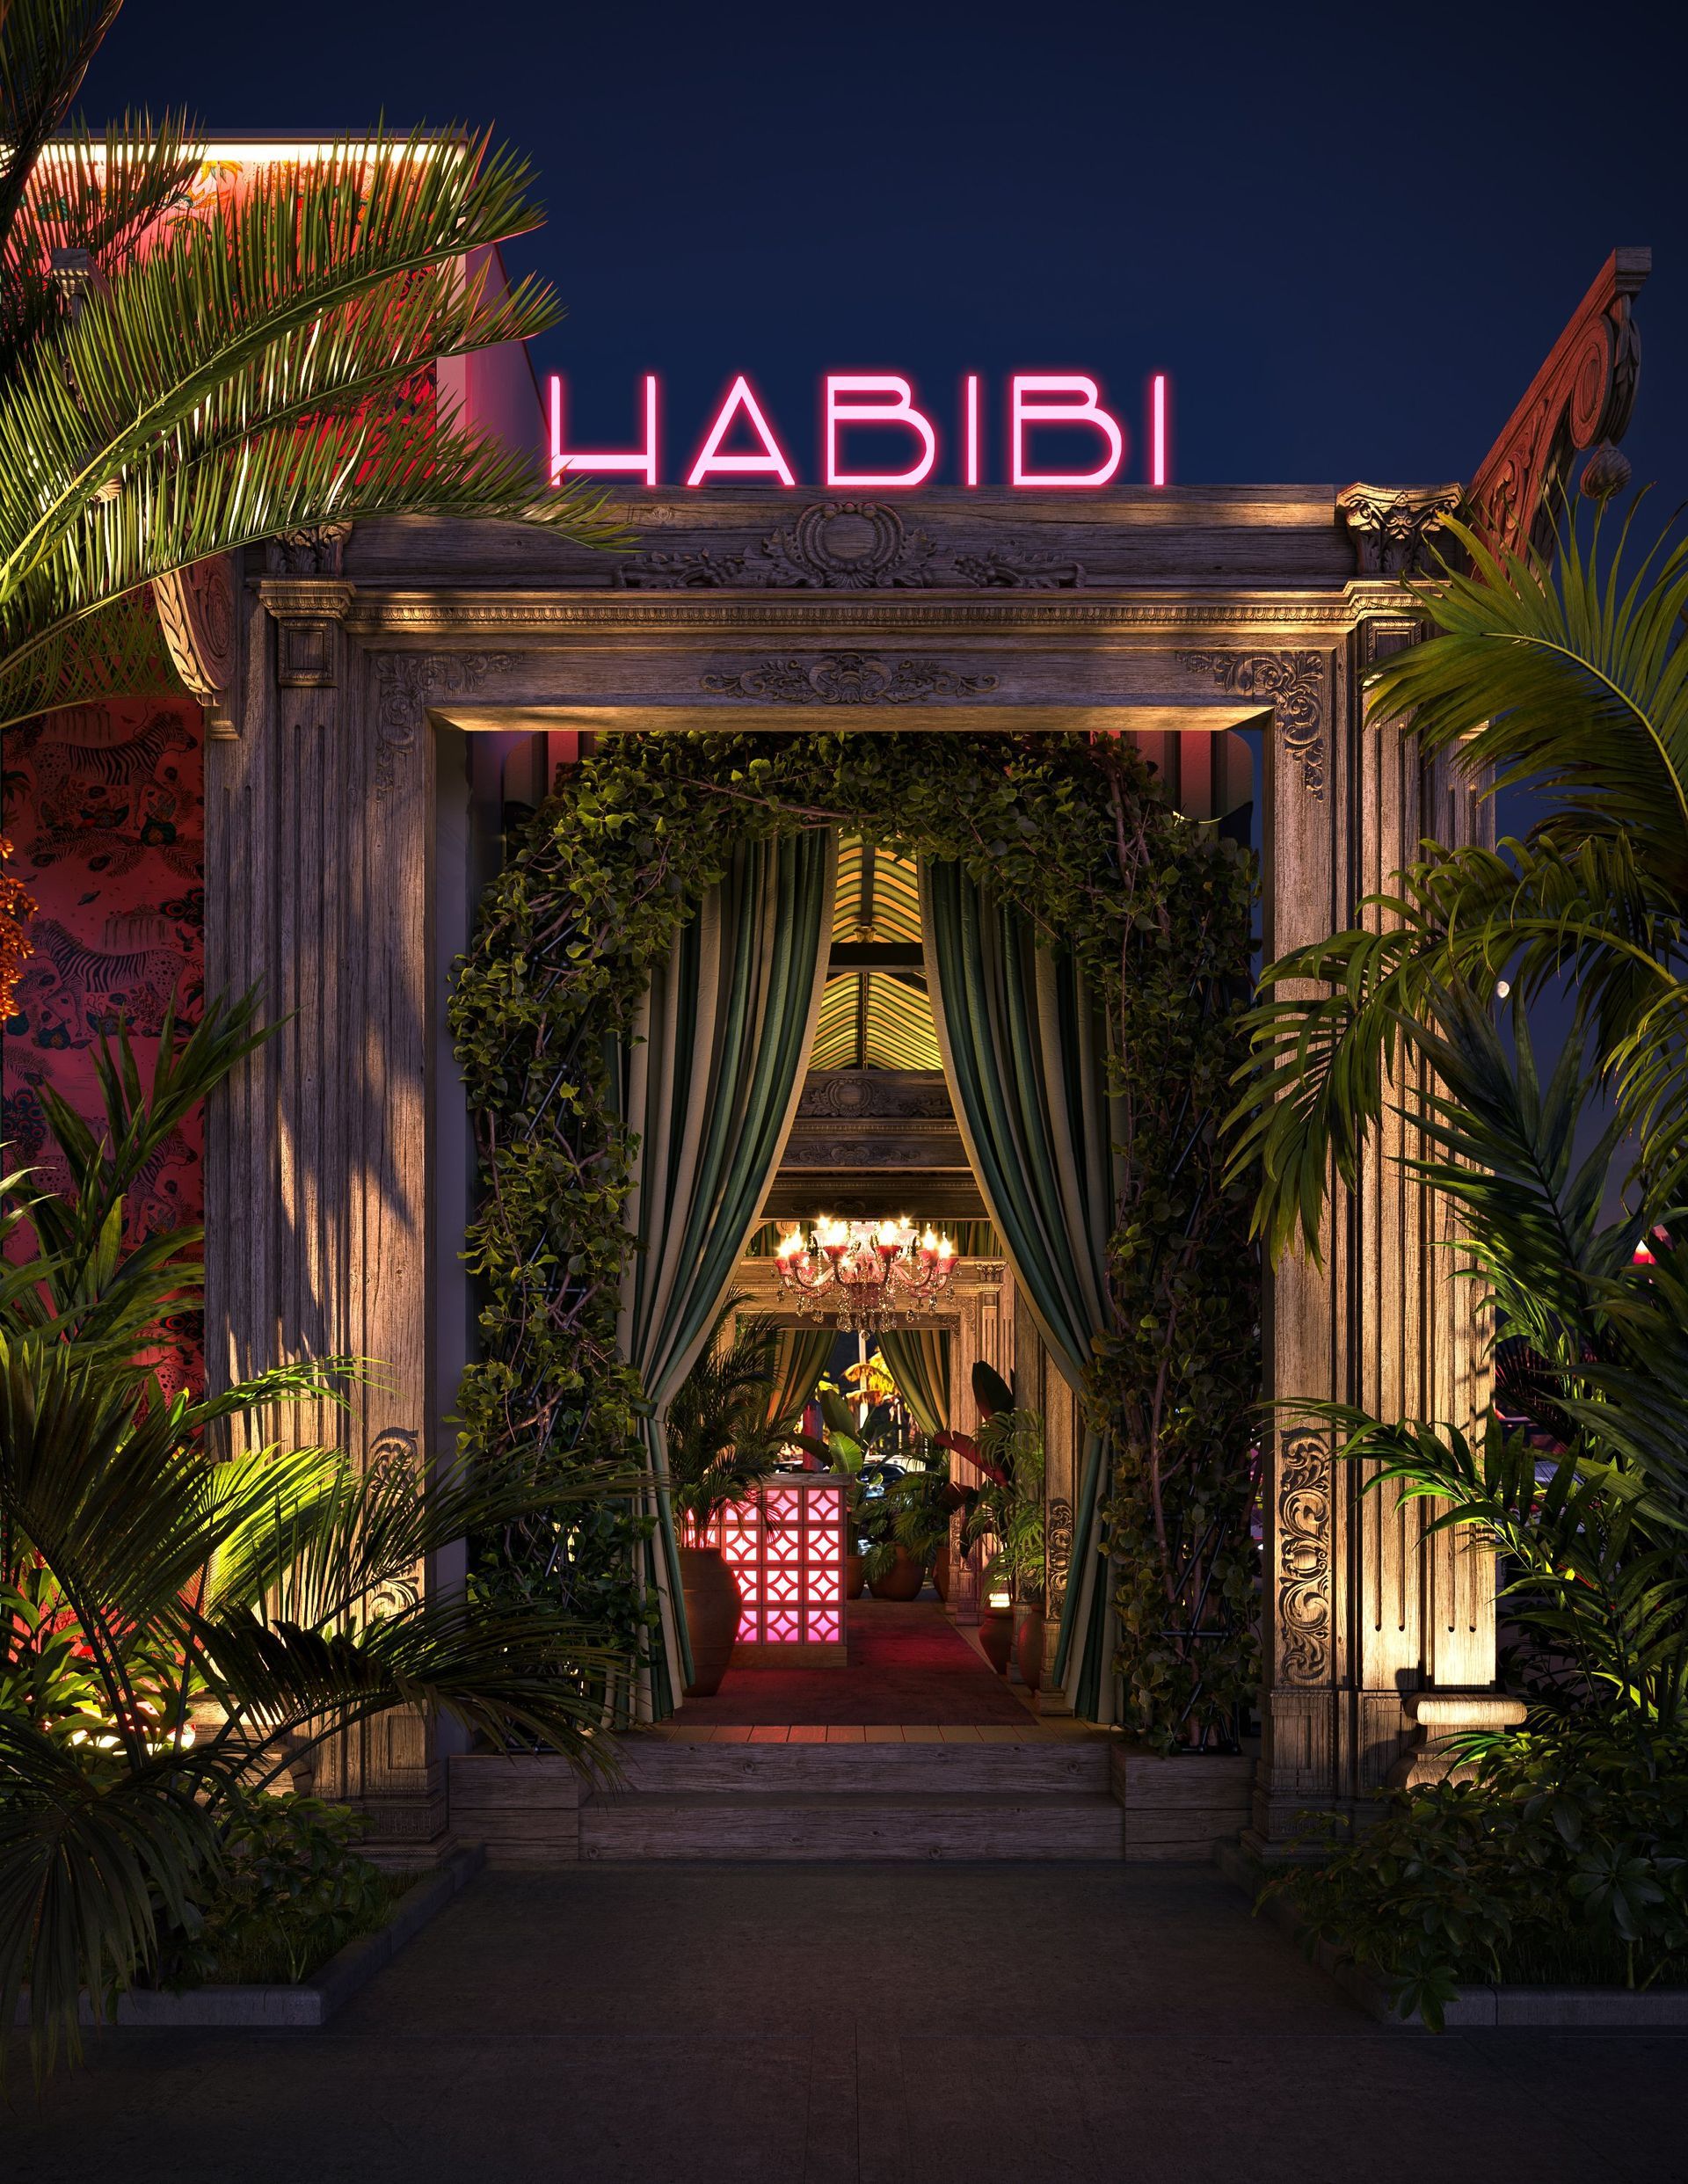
204,527,447,1849
1205,499,1496,1845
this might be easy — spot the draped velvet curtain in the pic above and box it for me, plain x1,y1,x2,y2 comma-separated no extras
920,861,1122,1723
763,1327,834,1430
878,1329,950,1440
616,830,837,1717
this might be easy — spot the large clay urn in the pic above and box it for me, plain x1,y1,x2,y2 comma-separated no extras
680,1546,742,1698
1015,1603,1046,1692
978,1601,1014,1675
931,1543,950,1604
846,1553,867,1598
868,1546,928,1601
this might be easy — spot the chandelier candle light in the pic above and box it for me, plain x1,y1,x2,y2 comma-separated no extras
775,1216,957,1332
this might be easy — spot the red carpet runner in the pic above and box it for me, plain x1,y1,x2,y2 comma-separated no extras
678,1598,1030,1725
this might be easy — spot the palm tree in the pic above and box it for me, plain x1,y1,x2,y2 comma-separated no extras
1230,501,1688,1265
1,999,628,2076
0,0,621,734
664,1301,789,1533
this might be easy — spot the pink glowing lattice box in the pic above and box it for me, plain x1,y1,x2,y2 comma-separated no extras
688,1474,848,1668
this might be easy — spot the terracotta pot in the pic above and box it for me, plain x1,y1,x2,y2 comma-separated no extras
868,1546,928,1601
931,1543,950,1603
1015,1604,1046,1691
978,1605,1014,1675
680,1545,742,1698
846,1553,867,1598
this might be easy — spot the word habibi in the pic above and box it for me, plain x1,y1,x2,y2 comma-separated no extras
549,373,1171,491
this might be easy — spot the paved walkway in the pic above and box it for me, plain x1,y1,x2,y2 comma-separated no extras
11,1863,1688,2181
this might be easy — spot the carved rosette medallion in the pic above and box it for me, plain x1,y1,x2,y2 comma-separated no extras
1335,484,1463,578
1176,649,1328,797
1277,1429,1331,1684
373,652,513,794
618,499,1087,591
154,554,238,737
702,652,999,705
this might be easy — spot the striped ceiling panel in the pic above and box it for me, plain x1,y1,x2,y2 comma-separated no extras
811,972,942,1073
833,836,923,943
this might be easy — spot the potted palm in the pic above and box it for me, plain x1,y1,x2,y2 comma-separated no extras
942,1371,1046,1681
664,1303,787,1696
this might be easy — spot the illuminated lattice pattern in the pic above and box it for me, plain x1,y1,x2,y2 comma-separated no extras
689,1481,845,1657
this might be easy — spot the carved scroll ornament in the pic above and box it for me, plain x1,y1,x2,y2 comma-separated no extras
1176,648,1328,797
372,652,513,794
154,555,238,738
1468,247,1649,561
619,499,1087,591
1277,1429,1331,1684
1335,484,1463,579
702,652,999,704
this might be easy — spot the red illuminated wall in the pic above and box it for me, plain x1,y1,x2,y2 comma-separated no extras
3,697,206,1390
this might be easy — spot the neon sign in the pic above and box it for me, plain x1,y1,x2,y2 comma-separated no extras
549,372,1171,490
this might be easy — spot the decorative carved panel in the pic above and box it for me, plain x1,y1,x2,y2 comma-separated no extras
701,652,1000,704
1277,1428,1332,1685
372,652,513,795
1177,649,1328,797
617,499,1088,591
798,1069,954,1120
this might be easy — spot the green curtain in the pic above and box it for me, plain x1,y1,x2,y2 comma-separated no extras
616,830,837,1718
920,860,1122,1723
878,1328,950,1439
763,1326,833,1429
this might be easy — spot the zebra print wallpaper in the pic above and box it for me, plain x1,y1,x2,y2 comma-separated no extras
2,696,206,1392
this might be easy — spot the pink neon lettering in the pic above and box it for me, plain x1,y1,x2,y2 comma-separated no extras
964,375,980,488
549,374,658,486
686,375,797,487
824,375,936,488
1150,374,1168,487
1010,375,1124,487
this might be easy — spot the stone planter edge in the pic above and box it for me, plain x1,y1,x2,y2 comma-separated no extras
15,1841,484,2033
1214,1838,1688,2030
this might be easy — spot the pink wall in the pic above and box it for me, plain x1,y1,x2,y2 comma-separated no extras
3,696,207,1393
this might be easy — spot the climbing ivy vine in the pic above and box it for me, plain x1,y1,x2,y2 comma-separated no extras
450,729,1260,1745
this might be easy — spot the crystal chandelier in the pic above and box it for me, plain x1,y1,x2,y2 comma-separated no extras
774,1216,957,1333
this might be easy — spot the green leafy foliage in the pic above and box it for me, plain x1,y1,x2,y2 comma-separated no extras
450,729,1260,1744
0,0,623,732
664,1299,788,1532
1,1001,629,2081
154,1795,397,1989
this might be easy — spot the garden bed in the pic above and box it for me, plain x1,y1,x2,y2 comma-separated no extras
1216,1842,1688,2030
17,1844,484,2033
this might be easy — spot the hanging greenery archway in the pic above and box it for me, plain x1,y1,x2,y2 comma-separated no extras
450,728,1260,1746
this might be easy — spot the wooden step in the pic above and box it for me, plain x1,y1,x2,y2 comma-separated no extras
578,1790,1125,1861
612,1734,1111,1797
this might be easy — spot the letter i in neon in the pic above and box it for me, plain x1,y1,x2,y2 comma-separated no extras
1150,374,1169,487
963,376,981,487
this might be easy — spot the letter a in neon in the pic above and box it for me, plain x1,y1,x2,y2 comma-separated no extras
686,376,797,487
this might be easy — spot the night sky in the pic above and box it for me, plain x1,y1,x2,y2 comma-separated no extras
84,0,1685,500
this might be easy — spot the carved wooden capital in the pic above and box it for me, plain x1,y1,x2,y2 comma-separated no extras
1469,247,1650,561
1335,484,1463,578
259,578,356,690
154,554,238,738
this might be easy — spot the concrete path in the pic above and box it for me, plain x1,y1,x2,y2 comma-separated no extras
8,1862,1687,2181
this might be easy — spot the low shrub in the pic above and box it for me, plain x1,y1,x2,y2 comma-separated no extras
1269,1729,1688,2029
155,1797,404,1989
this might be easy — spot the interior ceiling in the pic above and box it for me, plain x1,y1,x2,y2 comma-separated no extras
818,837,939,1072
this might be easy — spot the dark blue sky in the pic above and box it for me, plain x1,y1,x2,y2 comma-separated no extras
85,0,1685,498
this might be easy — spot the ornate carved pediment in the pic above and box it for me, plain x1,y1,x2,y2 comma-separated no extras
618,499,1087,591
798,1070,954,1119
1335,484,1463,578
1176,648,1328,798
702,652,999,704
1468,247,1649,560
